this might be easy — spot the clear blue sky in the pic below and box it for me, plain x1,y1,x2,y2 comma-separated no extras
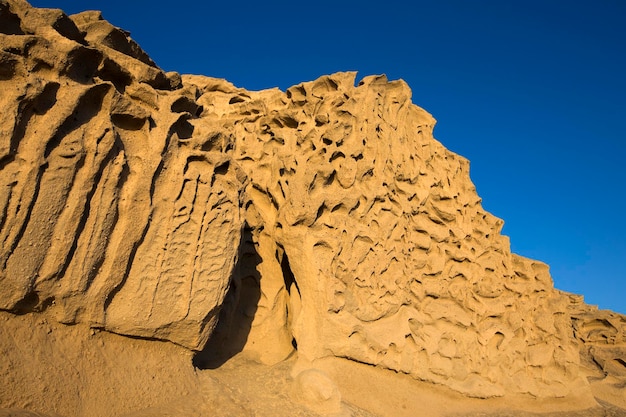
30,0,626,314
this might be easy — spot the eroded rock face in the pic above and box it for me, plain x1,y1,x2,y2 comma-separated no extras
0,0,243,350
1,0,625,402
191,71,583,398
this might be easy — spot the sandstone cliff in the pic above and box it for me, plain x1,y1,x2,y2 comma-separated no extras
0,0,625,415
0,0,243,351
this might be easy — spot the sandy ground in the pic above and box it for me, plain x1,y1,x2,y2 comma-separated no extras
1,311,625,417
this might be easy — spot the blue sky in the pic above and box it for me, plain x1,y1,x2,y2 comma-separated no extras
30,0,626,314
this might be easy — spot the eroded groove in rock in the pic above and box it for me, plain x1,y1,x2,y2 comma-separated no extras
1,0,625,405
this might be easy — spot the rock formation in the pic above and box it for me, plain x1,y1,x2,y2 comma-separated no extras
0,0,625,415
0,0,243,351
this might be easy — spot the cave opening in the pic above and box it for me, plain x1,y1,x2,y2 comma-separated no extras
192,226,261,369
192,228,301,369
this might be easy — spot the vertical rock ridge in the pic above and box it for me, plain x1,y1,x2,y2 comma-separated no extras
0,0,244,349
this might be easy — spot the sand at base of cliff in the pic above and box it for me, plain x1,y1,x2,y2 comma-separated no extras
2,311,625,417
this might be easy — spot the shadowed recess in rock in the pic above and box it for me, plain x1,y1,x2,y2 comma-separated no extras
193,226,262,369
